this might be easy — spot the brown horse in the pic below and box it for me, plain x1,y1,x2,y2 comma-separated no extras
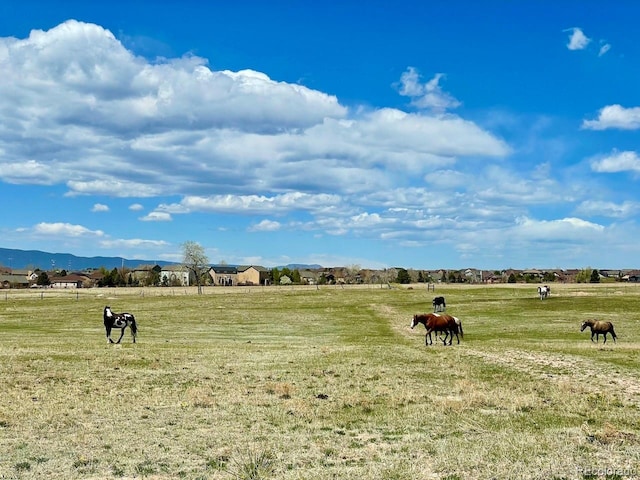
580,319,616,344
411,313,463,346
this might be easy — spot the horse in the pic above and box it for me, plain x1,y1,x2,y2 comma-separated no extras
432,296,446,312
580,319,616,344
411,313,463,346
104,306,138,344
537,285,550,300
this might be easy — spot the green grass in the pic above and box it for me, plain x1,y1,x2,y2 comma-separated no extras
1,283,639,479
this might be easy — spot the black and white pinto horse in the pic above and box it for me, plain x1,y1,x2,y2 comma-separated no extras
432,296,446,312
537,285,551,300
104,306,137,343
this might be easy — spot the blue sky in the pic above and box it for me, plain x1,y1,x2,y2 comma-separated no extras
1,1,640,270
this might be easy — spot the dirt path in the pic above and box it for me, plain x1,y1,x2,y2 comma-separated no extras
461,347,640,405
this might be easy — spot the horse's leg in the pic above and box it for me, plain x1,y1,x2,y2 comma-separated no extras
106,326,114,343
115,328,125,344
603,332,607,344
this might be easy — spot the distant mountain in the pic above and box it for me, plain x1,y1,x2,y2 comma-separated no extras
278,264,323,270
0,247,175,271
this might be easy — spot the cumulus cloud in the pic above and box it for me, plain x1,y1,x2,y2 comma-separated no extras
129,203,144,211
396,67,461,112
92,203,109,212
582,105,640,130
565,27,591,50
0,20,509,205
514,216,604,240
248,219,282,232
591,151,640,173
140,211,172,222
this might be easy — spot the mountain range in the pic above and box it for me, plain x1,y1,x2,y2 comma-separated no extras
0,247,175,271
0,247,323,272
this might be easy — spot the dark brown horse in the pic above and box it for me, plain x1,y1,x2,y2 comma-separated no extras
581,319,616,344
411,313,463,346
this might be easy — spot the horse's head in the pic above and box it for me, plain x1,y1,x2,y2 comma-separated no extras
411,314,421,329
580,320,592,332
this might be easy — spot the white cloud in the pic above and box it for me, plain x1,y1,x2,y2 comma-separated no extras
576,200,640,218
598,42,611,57
0,20,508,203
514,216,604,240
591,151,640,173
159,192,344,215
33,222,104,237
129,203,144,211
582,105,640,130
100,238,170,248
91,203,109,212
140,211,172,222
396,67,461,112
565,27,591,50
248,219,281,232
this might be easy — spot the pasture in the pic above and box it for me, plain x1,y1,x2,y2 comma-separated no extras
1,283,639,479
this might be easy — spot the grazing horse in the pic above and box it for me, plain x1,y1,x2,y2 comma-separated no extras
104,306,137,344
432,296,446,312
581,319,617,344
537,285,550,300
411,313,463,346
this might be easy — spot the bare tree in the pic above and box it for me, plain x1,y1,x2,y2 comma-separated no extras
181,241,210,294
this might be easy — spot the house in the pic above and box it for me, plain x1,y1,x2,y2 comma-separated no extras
237,265,270,286
0,273,30,289
49,274,89,289
623,270,640,282
160,265,191,286
209,265,238,286
130,264,162,284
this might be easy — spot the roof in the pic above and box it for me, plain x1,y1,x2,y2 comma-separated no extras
237,265,268,272
209,265,237,274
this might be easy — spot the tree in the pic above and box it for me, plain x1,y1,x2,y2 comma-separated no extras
590,269,601,283
576,268,593,284
396,268,411,284
181,241,210,294
36,271,50,286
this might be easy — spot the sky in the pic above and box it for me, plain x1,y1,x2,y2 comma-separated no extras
1,1,640,271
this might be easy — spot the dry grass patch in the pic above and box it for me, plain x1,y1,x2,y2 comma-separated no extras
1,284,640,479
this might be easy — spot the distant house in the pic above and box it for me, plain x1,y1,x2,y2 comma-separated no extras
49,274,89,289
0,274,30,289
209,265,238,286
160,265,191,286
130,264,161,283
623,271,640,282
237,265,270,286
299,270,318,285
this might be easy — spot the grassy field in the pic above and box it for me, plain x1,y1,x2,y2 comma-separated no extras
1,283,639,479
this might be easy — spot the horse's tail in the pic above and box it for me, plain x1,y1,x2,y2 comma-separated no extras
610,324,617,341
457,319,463,339
130,317,138,337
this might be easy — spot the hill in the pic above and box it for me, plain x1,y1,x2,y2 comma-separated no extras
0,247,175,271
